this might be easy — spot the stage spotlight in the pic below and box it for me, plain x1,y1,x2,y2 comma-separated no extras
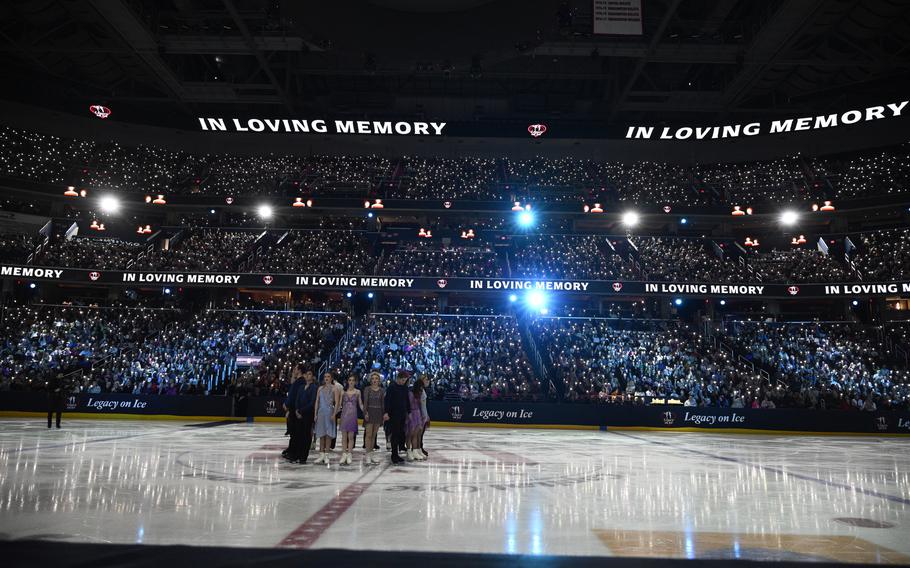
680,218,688,224
367,292,374,299
209,209,216,214
257,204,273,219
719,300,726,306
509,294,518,303
345,292,353,298
779,210,799,226
29,283,36,289
852,300,859,307
527,290,547,311
98,195,120,214
517,210,535,227
164,288,171,295
621,210,639,227
674,298,683,306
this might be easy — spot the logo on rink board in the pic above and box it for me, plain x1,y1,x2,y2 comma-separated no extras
449,406,463,420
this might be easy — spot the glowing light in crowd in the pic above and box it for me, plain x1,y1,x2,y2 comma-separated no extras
526,290,547,311
780,210,799,226
257,204,273,219
98,195,120,214
621,211,639,227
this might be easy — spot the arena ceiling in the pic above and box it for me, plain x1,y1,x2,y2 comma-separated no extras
1,0,909,129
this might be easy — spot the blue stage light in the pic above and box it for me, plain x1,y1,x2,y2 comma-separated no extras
517,211,535,227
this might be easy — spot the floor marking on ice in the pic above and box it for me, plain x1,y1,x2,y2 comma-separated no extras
609,431,910,505
277,461,391,548
183,420,245,428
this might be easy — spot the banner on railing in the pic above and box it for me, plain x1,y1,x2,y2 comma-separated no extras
2,264,910,298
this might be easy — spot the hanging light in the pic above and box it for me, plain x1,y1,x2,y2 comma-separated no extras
583,204,590,213
591,203,603,213
371,199,384,209
152,194,166,205
293,197,306,207
90,219,99,229
145,195,152,203
820,201,835,211
511,201,524,212
306,198,313,208
797,235,807,244
137,225,146,234
418,228,427,237
731,206,745,216
64,186,78,197
79,189,88,198
745,207,753,215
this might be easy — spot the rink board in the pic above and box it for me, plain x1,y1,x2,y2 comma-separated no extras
3,392,909,435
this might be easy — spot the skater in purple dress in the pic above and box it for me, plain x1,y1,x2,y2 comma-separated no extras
405,379,427,461
338,375,363,465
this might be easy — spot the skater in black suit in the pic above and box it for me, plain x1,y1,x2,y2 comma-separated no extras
383,370,410,464
47,372,66,429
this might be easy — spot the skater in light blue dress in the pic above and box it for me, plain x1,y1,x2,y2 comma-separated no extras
313,372,340,464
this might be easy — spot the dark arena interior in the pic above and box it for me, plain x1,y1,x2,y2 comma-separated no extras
1,0,910,566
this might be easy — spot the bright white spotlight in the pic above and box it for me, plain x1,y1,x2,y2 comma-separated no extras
508,294,518,303
527,290,547,310
98,195,120,214
779,210,799,226
518,210,535,227
257,204,273,219
621,210,639,227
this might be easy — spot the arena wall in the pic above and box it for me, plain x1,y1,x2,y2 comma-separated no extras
4,393,906,435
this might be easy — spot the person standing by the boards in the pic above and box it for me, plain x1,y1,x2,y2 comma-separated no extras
47,372,66,429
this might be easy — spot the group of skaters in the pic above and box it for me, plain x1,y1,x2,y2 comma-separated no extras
281,367,430,465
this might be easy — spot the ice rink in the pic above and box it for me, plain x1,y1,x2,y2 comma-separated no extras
0,418,907,563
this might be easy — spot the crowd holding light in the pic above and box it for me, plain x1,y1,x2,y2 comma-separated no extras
3,126,909,204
